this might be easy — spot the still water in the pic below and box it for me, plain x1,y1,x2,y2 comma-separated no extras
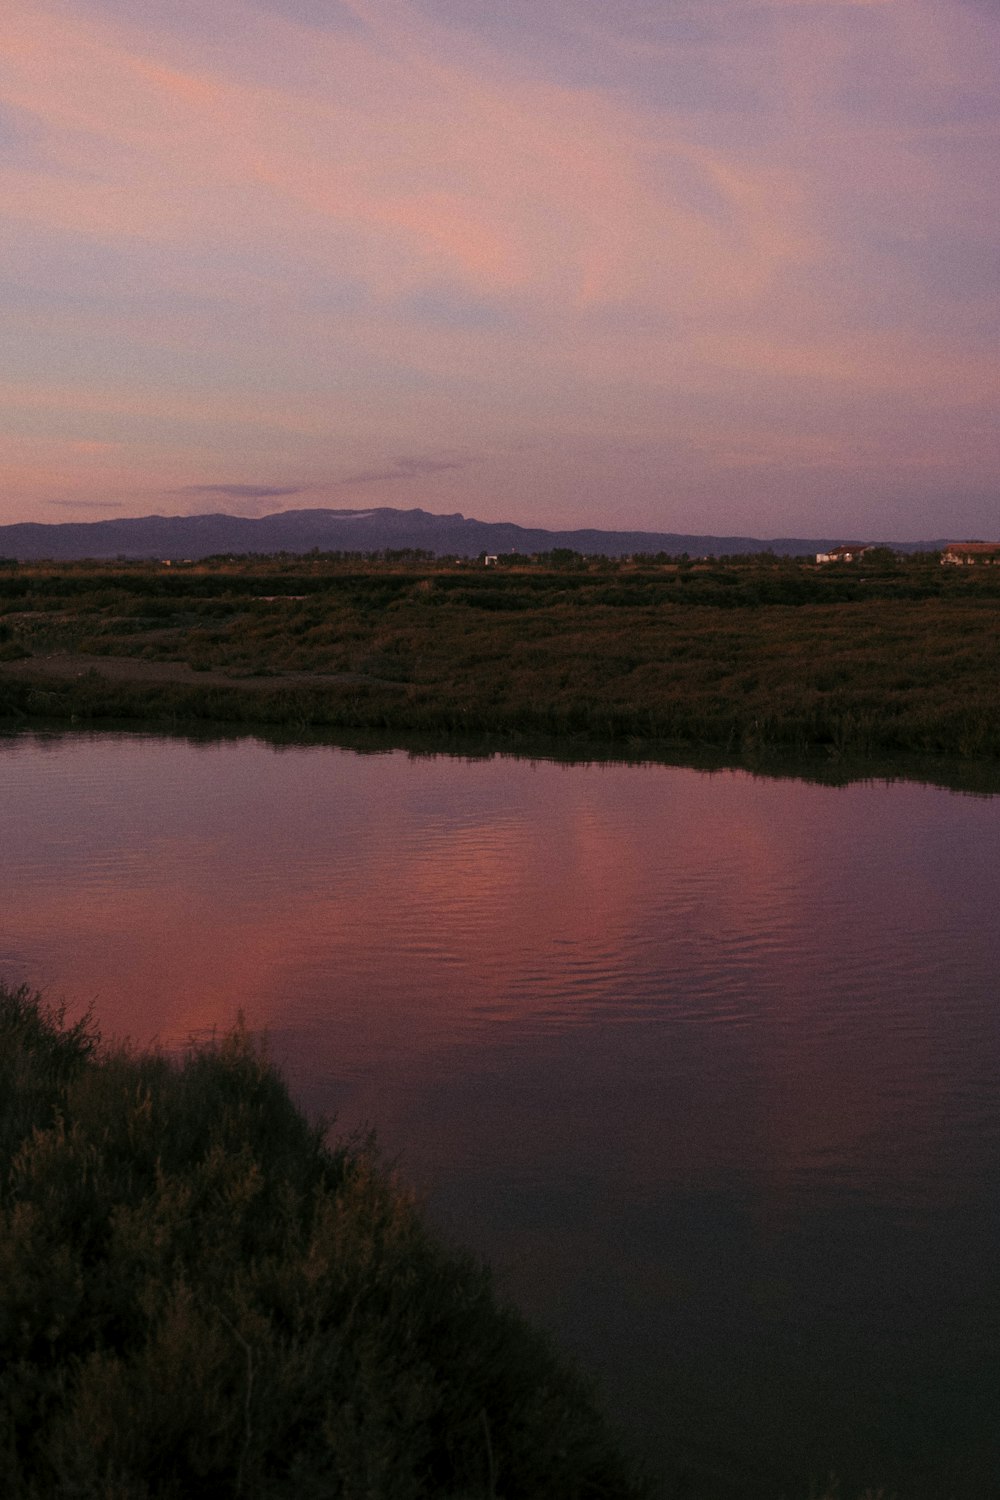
2,729,999,1498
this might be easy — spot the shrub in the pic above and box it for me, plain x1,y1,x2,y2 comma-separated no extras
0,987,647,1500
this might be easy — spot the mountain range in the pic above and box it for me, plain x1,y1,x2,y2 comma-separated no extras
0,507,939,562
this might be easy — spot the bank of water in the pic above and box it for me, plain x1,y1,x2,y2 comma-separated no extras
2,728,998,1498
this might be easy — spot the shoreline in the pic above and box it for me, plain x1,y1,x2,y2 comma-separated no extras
2,642,998,763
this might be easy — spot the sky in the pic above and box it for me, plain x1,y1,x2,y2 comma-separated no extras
2,0,998,540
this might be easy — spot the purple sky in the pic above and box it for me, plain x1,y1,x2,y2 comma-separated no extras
2,0,998,539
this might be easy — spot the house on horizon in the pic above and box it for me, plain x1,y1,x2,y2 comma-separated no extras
940,542,1000,565
815,544,873,563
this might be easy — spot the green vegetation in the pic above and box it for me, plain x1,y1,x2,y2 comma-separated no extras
1,553,998,756
0,984,648,1499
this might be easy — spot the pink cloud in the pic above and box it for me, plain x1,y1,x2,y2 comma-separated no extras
1,0,816,304
1,0,997,533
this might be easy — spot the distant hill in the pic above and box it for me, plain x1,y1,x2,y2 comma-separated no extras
0,506,940,562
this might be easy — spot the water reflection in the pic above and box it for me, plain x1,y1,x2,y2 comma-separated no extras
2,729,999,1497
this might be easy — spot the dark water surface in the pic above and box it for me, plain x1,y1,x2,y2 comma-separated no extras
3,730,999,1498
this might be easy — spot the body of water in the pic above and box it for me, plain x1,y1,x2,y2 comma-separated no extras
2,729,999,1497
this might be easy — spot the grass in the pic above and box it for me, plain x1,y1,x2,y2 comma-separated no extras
0,556,998,757
0,984,650,1500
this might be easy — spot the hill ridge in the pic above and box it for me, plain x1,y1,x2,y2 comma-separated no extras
0,506,942,562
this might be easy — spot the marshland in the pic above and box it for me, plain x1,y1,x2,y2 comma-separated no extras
3,549,998,1498
1,550,998,756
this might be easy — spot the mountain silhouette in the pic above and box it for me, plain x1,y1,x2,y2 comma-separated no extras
0,506,934,562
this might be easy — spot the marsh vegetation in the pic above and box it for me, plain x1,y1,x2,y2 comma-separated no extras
0,984,650,1499
1,551,997,755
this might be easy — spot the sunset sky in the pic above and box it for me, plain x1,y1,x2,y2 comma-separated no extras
2,0,998,539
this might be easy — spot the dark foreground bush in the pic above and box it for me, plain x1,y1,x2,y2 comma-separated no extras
0,986,648,1500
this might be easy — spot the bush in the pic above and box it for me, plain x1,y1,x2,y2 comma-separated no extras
0,986,648,1500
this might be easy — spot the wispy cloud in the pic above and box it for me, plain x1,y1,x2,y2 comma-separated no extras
176,484,312,499
339,455,474,487
1,0,997,537
49,498,128,510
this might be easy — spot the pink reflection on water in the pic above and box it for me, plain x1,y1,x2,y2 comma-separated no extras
3,738,997,1198
4,732,1000,1494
